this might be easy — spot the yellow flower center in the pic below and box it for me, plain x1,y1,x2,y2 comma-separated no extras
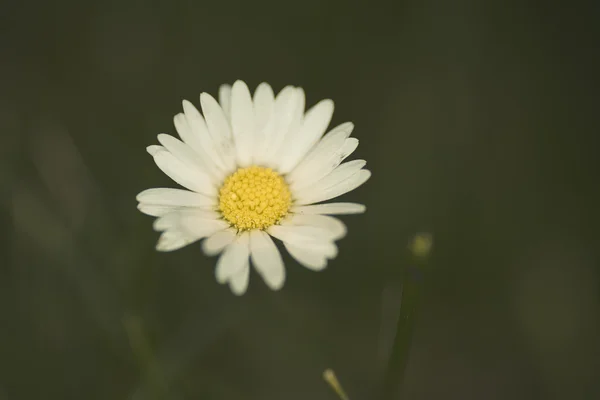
218,166,292,231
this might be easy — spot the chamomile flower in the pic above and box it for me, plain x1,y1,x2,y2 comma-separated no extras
137,80,370,295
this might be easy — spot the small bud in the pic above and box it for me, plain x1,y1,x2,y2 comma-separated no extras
323,369,350,400
409,233,433,258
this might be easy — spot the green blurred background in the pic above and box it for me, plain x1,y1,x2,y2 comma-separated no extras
1,0,598,399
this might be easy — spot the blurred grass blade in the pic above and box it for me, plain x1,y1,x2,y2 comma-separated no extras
323,369,350,400
124,315,169,399
380,233,432,400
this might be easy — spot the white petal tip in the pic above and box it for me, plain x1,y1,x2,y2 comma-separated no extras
155,240,179,252
156,133,169,142
262,272,286,291
256,82,272,91
269,281,285,291
146,145,162,156
230,287,247,296
309,261,328,272
292,203,367,215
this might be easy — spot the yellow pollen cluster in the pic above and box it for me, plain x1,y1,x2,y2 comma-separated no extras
218,166,292,231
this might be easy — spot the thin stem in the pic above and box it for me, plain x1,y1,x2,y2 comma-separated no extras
323,369,350,400
124,315,169,399
380,233,432,400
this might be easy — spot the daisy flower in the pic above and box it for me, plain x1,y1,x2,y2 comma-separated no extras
136,80,370,295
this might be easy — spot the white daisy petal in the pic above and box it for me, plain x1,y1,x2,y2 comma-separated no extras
307,163,368,200
253,83,275,132
252,83,275,160
215,233,250,284
157,133,217,182
287,122,354,184
291,202,366,215
138,204,180,217
339,137,359,157
173,113,196,148
153,215,228,251
137,188,216,207
173,111,221,177
230,80,255,167
262,87,305,167
283,242,329,271
295,169,371,206
228,259,250,295
309,240,338,259
336,138,360,163
293,159,366,194
283,214,347,240
278,99,335,174
146,145,163,156
156,230,194,252
289,137,359,191
268,224,338,244
177,215,228,238
250,230,285,290
152,149,216,197
218,84,232,119
181,101,227,175
254,86,294,164
200,92,236,172
202,228,237,256
153,209,222,231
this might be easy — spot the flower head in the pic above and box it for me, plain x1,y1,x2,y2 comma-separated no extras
137,80,370,294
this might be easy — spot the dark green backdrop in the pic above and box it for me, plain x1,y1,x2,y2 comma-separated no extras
1,0,598,399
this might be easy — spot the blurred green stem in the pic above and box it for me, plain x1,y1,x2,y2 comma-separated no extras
123,315,169,400
380,234,431,400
